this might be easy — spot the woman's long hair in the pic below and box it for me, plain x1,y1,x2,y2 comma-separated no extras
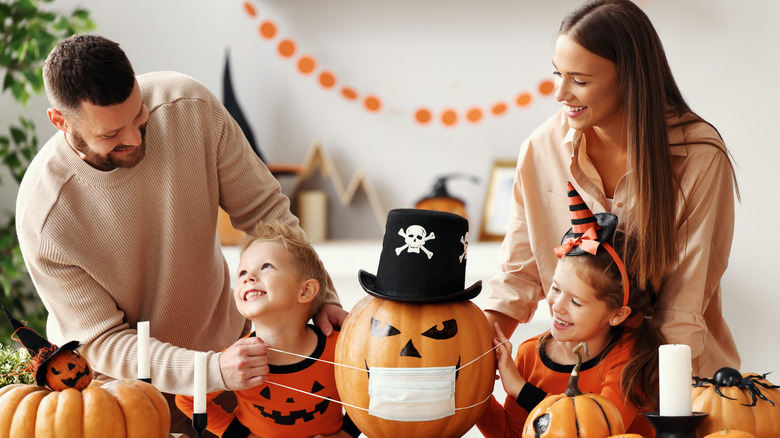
558,0,738,290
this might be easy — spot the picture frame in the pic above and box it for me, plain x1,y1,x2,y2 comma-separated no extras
479,159,517,241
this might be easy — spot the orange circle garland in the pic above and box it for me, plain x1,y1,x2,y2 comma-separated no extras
516,92,533,107
242,1,555,127
441,109,458,126
492,102,508,115
539,79,555,96
341,87,358,100
364,95,381,112
415,108,432,124
466,107,483,123
297,55,316,74
277,39,296,58
319,71,336,88
259,21,276,39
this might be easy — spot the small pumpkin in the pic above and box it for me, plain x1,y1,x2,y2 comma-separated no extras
3,306,92,391
0,379,171,438
692,367,780,438
43,348,92,391
335,295,495,438
704,427,756,438
704,428,757,438
521,342,626,438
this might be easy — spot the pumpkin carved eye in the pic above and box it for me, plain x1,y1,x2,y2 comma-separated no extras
50,367,61,375
370,317,400,337
421,319,458,340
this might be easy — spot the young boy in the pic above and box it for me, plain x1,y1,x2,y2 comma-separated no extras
176,221,360,438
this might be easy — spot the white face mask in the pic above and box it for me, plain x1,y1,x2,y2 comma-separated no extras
367,365,456,422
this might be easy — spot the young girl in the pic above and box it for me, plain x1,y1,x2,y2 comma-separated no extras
477,184,663,437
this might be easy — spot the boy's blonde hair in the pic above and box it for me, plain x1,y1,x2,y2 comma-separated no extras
240,221,329,319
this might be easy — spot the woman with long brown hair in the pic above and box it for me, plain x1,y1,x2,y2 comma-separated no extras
485,0,739,377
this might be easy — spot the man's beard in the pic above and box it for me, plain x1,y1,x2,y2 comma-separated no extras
68,127,147,171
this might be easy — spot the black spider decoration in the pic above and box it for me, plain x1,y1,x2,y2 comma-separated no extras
693,366,780,407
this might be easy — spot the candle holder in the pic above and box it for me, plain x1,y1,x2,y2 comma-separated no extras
192,412,207,438
643,411,707,438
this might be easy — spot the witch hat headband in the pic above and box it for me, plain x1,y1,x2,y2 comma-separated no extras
554,182,629,307
3,305,80,386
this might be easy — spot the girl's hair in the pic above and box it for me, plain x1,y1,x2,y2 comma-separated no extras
558,231,664,409
559,0,738,290
43,34,136,120
240,221,329,319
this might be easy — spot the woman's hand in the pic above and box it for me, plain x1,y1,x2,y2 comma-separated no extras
313,303,348,336
493,323,526,399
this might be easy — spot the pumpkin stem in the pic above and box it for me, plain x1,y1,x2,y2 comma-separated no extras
564,342,587,397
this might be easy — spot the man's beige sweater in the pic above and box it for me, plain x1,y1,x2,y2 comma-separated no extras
16,71,338,395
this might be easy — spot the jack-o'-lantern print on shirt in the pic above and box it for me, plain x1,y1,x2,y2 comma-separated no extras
229,328,346,438
253,377,332,425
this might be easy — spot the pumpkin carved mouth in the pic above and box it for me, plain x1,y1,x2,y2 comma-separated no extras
253,398,331,425
59,364,92,387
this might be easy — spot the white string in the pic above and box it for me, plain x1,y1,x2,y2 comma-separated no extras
266,347,367,373
267,339,508,374
456,339,509,372
266,381,369,412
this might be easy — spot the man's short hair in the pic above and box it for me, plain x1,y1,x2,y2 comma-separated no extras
43,34,135,118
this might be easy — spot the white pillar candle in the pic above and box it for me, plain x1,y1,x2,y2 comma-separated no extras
137,321,150,380
194,352,208,414
659,344,692,416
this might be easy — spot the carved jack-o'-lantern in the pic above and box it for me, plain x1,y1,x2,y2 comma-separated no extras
43,348,93,391
3,306,93,391
335,296,495,438
338,209,495,438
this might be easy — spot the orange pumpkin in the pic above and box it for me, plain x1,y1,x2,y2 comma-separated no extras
334,295,495,438
607,435,645,438
522,342,626,437
692,368,780,438
704,428,757,438
0,379,170,437
43,349,93,391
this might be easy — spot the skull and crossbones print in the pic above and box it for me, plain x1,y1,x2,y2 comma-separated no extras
395,225,435,259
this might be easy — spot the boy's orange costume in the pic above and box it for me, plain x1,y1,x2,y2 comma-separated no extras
177,326,359,438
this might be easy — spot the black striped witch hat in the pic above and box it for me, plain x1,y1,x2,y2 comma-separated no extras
555,182,629,307
555,181,619,256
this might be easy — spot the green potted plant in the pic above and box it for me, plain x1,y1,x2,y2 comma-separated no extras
0,0,95,346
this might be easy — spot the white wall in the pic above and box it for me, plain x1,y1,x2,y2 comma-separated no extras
2,0,778,375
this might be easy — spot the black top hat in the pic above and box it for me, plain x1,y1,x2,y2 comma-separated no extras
358,208,481,303
3,306,80,386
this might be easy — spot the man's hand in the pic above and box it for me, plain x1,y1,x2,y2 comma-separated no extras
313,303,348,336
219,337,269,391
